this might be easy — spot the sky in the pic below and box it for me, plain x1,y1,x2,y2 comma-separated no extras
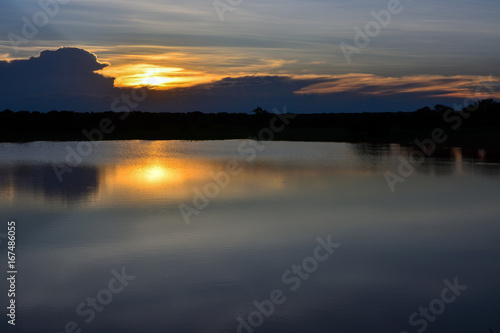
0,0,499,113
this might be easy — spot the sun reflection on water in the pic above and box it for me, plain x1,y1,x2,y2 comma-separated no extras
144,165,168,183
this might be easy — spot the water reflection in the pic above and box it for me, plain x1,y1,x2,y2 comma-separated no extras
1,141,499,205
0,141,499,333
387,145,500,178
0,141,308,207
0,164,99,203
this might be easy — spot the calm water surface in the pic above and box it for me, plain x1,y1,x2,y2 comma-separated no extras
0,140,499,333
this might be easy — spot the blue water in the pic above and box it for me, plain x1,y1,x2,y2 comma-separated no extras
0,140,499,333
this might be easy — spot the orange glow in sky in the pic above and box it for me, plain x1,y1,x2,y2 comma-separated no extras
100,62,222,89
110,64,184,88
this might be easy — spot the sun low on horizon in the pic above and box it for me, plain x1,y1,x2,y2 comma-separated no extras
112,64,185,89
100,62,224,90
92,46,288,91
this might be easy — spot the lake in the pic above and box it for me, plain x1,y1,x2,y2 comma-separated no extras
0,140,499,333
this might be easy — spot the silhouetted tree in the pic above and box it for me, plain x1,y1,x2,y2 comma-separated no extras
415,106,432,113
252,107,268,115
434,104,452,112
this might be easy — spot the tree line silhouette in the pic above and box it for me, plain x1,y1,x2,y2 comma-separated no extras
0,99,499,147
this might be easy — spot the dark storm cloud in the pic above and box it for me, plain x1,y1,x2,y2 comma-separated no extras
0,47,118,111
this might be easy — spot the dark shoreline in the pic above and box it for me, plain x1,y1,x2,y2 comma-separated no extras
1,100,499,150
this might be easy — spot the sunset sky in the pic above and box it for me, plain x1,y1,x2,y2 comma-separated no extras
0,0,499,113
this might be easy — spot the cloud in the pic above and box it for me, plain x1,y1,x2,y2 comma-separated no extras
0,47,117,111
294,74,500,99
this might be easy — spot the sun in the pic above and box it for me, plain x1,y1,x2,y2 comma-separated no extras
137,74,177,87
128,65,182,87
99,57,224,90
108,64,184,88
